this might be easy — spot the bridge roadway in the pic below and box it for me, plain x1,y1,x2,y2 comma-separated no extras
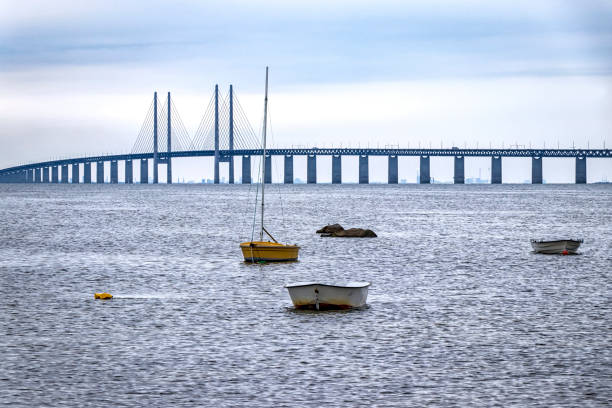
0,147,610,184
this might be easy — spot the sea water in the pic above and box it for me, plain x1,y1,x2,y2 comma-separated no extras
1,184,610,406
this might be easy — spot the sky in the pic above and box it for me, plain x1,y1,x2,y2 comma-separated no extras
1,0,611,182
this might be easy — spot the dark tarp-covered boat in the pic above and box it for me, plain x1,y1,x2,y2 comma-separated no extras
530,239,583,254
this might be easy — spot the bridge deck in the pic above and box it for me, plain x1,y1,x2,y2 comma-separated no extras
1,148,610,174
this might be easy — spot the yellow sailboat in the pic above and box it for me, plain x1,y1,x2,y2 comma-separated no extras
240,67,300,262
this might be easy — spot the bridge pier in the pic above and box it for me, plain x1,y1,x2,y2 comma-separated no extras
531,157,542,184
388,155,398,184
52,166,59,183
307,155,316,184
125,160,133,184
332,155,342,184
97,161,104,184
576,156,586,184
140,159,148,184
242,156,251,184
61,164,68,183
420,156,430,184
110,160,118,184
83,163,91,184
265,155,272,184
284,155,293,184
213,157,219,183
35,168,41,183
359,155,369,184
27,169,34,183
72,163,79,183
213,85,220,184
8,172,19,183
454,156,465,184
491,156,502,184
7,171,21,182
43,167,49,183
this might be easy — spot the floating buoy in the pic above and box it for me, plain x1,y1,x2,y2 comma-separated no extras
94,292,113,300
562,250,569,255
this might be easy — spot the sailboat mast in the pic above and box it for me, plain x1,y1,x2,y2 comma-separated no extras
260,66,269,241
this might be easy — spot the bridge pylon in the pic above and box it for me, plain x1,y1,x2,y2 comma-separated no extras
229,85,234,184
153,91,158,183
167,92,172,184
130,91,191,183
191,84,260,184
214,84,220,184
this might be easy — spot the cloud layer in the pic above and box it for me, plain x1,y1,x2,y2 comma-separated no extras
1,0,611,181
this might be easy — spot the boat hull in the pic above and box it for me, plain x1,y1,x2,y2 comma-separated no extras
530,239,583,254
285,282,370,310
240,241,300,262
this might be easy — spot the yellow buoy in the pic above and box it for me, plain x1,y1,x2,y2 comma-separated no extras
94,292,113,300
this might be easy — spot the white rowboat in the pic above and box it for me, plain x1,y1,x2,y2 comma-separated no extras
530,239,583,254
285,282,370,310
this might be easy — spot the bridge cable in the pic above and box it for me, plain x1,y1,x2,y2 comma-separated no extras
191,93,216,150
133,111,154,153
131,97,156,153
170,100,193,151
233,90,261,149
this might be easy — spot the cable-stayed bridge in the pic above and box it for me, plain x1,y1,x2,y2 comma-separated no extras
1,86,610,184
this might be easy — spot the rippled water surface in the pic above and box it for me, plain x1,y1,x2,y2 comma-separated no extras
1,184,611,407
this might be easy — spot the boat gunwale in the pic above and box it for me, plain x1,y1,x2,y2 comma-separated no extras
240,242,300,250
284,282,371,289
530,239,583,244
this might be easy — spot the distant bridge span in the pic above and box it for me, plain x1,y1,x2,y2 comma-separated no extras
1,147,609,184
1,89,610,184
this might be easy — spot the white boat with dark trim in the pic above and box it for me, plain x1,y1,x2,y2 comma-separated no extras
285,282,370,310
530,239,583,254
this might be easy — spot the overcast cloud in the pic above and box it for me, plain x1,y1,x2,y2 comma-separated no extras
1,0,611,181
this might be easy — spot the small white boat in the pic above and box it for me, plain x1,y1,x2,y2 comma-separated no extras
531,239,583,254
285,282,370,310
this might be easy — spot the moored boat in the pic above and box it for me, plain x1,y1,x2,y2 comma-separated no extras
240,241,299,262
285,282,370,310
240,67,300,262
530,239,583,254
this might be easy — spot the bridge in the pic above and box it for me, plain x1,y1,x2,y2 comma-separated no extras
1,86,610,184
